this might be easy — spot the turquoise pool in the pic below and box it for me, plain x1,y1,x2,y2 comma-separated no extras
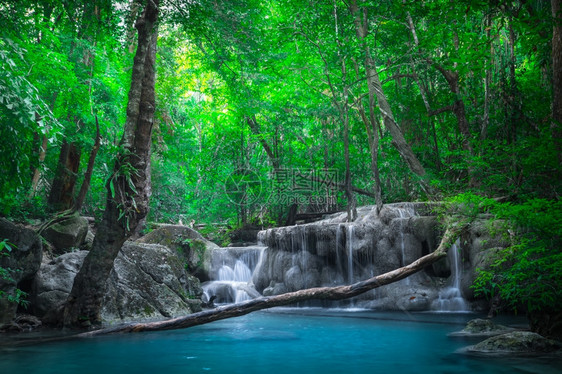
0,309,560,373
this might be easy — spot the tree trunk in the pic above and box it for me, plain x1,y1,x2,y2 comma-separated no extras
350,4,383,213
340,53,356,222
349,1,430,196
552,0,562,166
78,224,463,336
47,140,81,211
246,115,280,170
406,12,442,172
63,0,159,328
29,129,48,198
74,115,102,212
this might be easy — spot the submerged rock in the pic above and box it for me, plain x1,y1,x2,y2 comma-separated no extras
464,331,561,356
449,318,515,338
0,314,42,332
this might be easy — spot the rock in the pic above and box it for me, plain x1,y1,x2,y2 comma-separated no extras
457,219,511,300
449,318,514,338
32,250,87,320
102,242,203,323
250,203,511,312
0,314,42,332
0,218,43,324
32,242,203,325
465,331,561,355
42,216,89,254
252,206,450,310
137,224,219,280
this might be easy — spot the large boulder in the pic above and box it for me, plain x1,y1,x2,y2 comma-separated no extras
460,218,511,301
42,216,89,254
32,241,203,325
102,242,203,323
0,218,43,324
32,250,87,322
137,224,219,281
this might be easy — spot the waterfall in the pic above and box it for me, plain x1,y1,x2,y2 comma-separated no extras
347,225,354,284
202,246,265,305
396,204,415,285
432,239,469,312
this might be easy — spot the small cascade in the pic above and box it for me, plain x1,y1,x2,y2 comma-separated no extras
396,204,415,285
347,225,354,284
432,240,469,312
335,224,343,276
202,246,265,305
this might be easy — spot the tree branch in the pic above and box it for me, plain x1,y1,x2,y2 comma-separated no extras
428,105,455,117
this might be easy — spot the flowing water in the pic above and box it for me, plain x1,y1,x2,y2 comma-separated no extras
1,310,559,374
202,247,265,304
346,225,354,284
433,240,469,312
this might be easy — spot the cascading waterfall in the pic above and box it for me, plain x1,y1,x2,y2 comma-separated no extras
202,246,265,304
335,224,343,277
347,225,354,284
396,204,416,285
212,203,475,312
432,239,469,312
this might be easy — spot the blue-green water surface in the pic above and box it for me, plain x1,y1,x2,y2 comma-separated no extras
1,309,560,374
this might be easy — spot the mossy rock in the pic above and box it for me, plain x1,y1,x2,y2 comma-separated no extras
137,225,218,278
465,331,561,355
449,318,514,338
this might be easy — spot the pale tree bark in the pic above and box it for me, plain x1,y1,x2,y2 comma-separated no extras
29,129,48,198
78,223,465,336
63,0,159,328
350,4,383,213
352,59,383,213
349,1,430,197
482,12,492,142
406,12,442,171
335,8,356,222
553,0,562,166
407,11,475,185
246,115,280,170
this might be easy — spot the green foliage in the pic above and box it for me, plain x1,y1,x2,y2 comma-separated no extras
174,237,207,271
0,239,29,308
449,193,562,314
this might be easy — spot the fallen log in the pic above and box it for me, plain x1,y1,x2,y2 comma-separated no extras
79,223,465,337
